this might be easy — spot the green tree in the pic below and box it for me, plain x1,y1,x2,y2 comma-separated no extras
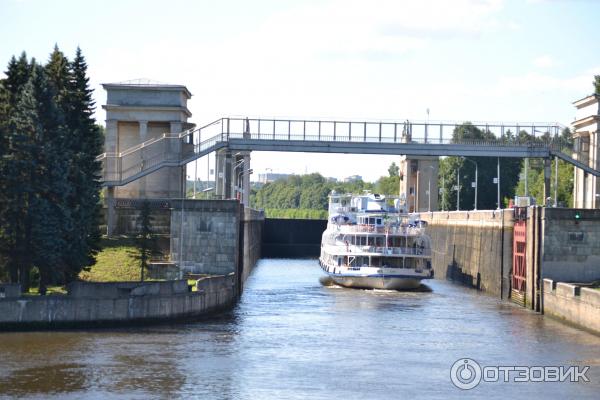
0,57,37,288
388,162,399,177
251,173,374,217
375,175,400,196
515,158,573,207
438,123,521,210
29,63,72,293
0,47,103,290
594,75,600,95
134,201,158,281
62,47,103,281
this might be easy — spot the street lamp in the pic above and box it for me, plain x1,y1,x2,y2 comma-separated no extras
455,167,461,211
496,157,501,209
427,165,435,212
237,169,254,206
461,157,478,210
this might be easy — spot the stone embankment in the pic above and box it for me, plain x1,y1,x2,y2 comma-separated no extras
0,275,236,331
543,279,600,335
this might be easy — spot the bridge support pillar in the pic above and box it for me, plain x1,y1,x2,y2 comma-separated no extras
215,149,252,204
544,158,552,206
242,154,251,207
399,155,439,212
216,149,233,199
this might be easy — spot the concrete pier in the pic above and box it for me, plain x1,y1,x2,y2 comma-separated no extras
0,276,236,330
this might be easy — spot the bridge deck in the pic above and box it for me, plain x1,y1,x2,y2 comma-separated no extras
97,117,597,187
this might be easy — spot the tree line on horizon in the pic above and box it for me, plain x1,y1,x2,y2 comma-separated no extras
0,46,103,292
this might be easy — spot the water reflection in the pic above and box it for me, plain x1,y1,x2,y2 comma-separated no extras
0,363,88,396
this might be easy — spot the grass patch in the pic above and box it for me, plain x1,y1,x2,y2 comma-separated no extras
26,286,67,295
80,237,142,282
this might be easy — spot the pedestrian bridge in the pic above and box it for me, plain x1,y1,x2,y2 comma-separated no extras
97,117,597,187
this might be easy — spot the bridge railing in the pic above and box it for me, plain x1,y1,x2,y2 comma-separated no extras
223,116,566,145
97,119,228,185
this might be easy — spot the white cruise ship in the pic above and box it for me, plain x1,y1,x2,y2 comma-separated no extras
319,191,433,290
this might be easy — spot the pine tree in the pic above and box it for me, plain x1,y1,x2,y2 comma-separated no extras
28,63,71,293
3,52,32,109
61,47,103,281
0,63,38,288
134,201,157,281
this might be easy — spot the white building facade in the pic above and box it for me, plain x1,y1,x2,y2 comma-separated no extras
572,94,600,208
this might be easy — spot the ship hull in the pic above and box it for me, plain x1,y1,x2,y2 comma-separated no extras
329,274,424,290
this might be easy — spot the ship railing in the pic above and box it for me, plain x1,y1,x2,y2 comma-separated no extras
351,246,431,256
338,225,424,235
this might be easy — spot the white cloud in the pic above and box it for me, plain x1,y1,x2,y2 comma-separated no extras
533,55,556,68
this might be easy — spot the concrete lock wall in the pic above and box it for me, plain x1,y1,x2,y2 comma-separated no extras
108,198,171,236
0,284,22,299
0,275,236,330
170,200,264,279
543,279,600,334
541,208,600,283
420,210,513,298
242,208,264,285
67,280,189,298
170,200,241,276
101,199,264,279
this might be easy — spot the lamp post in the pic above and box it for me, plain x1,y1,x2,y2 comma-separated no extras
456,167,460,211
496,157,501,209
237,169,254,207
441,175,446,211
462,157,478,210
554,156,558,207
427,165,435,212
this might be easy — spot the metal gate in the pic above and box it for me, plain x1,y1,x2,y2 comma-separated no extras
511,208,527,306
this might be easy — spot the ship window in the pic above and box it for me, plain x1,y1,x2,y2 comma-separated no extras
376,218,382,225
338,257,342,266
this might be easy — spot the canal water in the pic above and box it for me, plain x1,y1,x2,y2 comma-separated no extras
1,259,600,399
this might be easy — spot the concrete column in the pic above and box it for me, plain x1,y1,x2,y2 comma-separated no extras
104,120,119,232
103,120,119,185
105,119,118,153
243,154,251,207
170,122,183,157
170,122,184,198
216,149,232,199
543,158,551,206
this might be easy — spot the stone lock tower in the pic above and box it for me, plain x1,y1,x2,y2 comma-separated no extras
102,80,195,200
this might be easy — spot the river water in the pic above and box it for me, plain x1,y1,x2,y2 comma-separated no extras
1,259,600,399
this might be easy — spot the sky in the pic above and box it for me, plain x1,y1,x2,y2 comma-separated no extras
1,0,599,182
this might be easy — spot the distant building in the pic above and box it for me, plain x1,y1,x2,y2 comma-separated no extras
343,175,362,183
258,172,291,184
